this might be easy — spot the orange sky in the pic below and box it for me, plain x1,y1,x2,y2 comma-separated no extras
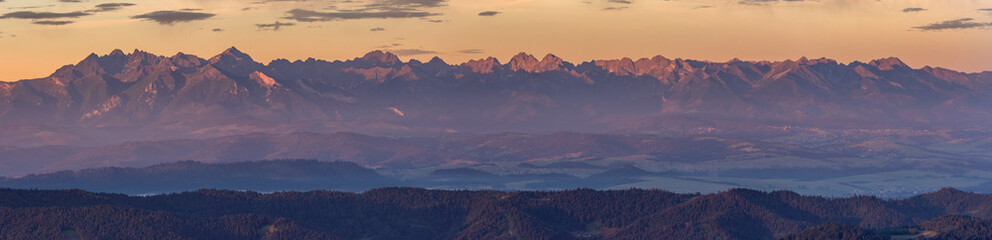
1,0,991,81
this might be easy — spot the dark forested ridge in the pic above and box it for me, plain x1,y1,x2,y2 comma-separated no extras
1,187,991,239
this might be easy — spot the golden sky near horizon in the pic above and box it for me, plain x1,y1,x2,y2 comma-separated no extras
0,0,991,81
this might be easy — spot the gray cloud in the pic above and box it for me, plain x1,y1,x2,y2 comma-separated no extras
363,0,446,9
89,3,137,12
375,43,403,48
131,11,216,25
59,0,81,2
32,20,73,25
602,7,628,11
388,48,438,55
693,5,714,9
7,5,56,10
902,8,926,13
370,27,385,31
284,9,439,22
913,18,992,31
256,21,295,30
608,0,632,4
0,11,90,19
478,11,500,16
212,28,224,32
284,0,445,22
458,49,484,54
980,8,992,11
739,0,803,6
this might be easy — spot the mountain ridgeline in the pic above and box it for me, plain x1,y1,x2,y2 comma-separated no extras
1,48,990,146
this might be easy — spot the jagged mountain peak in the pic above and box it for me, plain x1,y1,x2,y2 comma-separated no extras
541,53,563,64
109,49,126,57
427,56,447,65
359,50,401,64
211,47,254,63
509,52,564,73
868,57,909,70
221,46,246,56
511,52,537,60
463,57,502,74
209,47,261,77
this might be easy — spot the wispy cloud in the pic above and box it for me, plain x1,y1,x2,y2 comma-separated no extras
458,49,484,54
256,21,295,31
478,11,500,16
389,48,438,55
7,5,56,10
283,0,446,22
602,7,628,11
0,11,90,19
284,9,439,22
739,0,804,6
89,3,136,13
32,20,73,25
370,27,385,31
375,43,402,48
901,7,926,13
131,10,215,25
913,18,992,31
362,0,447,9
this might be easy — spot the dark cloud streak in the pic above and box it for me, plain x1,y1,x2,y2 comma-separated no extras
388,48,438,55
458,49,484,54
131,11,216,25
284,0,445,22
256,21,295,31
32,20,73,25
913,18,992,31
89,3,137,13
739,0,804,6
478,11,500,16
902,8,926,13
284,9,438,22
0,11,90,19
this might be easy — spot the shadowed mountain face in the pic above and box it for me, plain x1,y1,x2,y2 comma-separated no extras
0,48,990,146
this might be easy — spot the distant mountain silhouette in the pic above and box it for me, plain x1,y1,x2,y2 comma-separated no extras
1,48,990,146
0,160,394,194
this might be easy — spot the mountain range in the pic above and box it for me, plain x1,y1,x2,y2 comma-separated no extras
1,48,990,146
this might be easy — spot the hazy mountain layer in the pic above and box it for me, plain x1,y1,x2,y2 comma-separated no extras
3,130,991,198
0,160,394,194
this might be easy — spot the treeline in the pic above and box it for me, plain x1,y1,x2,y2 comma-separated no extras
0,187,990,239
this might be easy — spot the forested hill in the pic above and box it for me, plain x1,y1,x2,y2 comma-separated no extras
1,187,991,239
